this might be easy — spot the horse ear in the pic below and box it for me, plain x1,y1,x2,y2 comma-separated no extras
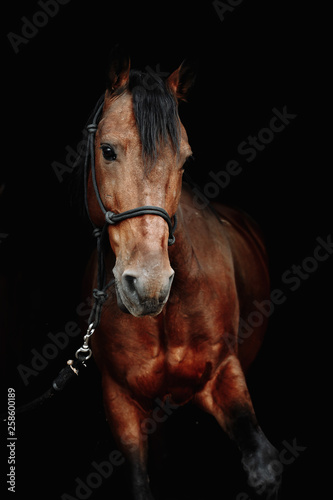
167,60,196,102
106,46,131,94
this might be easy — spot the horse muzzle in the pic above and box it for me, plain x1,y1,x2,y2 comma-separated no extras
114,266,175,317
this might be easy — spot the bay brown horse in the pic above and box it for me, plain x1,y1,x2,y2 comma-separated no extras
83,52,282,499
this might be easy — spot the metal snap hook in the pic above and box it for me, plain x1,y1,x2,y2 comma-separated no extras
75,323,95,361
75,346,93,361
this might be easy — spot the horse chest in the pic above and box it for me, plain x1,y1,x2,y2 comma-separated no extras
101,299,227,403
125,330,219,404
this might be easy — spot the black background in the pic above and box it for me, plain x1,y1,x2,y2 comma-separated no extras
1,1,330,499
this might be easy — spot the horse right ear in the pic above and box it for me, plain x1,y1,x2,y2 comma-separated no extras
106,45,131,95
167,60,196,102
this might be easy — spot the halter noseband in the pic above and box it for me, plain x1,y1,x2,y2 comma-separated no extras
84,97,177,246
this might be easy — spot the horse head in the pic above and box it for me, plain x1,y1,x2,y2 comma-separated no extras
87,51,195,317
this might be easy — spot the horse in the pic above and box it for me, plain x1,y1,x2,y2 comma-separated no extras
81,50,282,499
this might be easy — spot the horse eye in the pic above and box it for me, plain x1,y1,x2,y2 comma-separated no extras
100,144,117,162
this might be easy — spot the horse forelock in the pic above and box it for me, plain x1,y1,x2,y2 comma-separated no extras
110,69,181,170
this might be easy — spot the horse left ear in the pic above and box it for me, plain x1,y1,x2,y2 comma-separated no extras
167,60,196,102
106,45,131,95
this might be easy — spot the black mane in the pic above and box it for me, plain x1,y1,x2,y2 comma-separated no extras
120,69,181,166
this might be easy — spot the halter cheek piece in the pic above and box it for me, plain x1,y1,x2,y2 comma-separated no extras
76,96,177,361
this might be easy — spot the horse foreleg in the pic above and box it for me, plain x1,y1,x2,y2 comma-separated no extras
195,355,282,498
102,375,154,500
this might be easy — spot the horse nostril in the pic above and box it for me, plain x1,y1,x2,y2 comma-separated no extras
123,274,138,295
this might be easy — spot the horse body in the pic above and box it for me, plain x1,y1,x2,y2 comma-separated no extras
82,50,281,499
90,184,269,398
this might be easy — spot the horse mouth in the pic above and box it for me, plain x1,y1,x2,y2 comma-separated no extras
115,289,131,314
114,281,167,317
